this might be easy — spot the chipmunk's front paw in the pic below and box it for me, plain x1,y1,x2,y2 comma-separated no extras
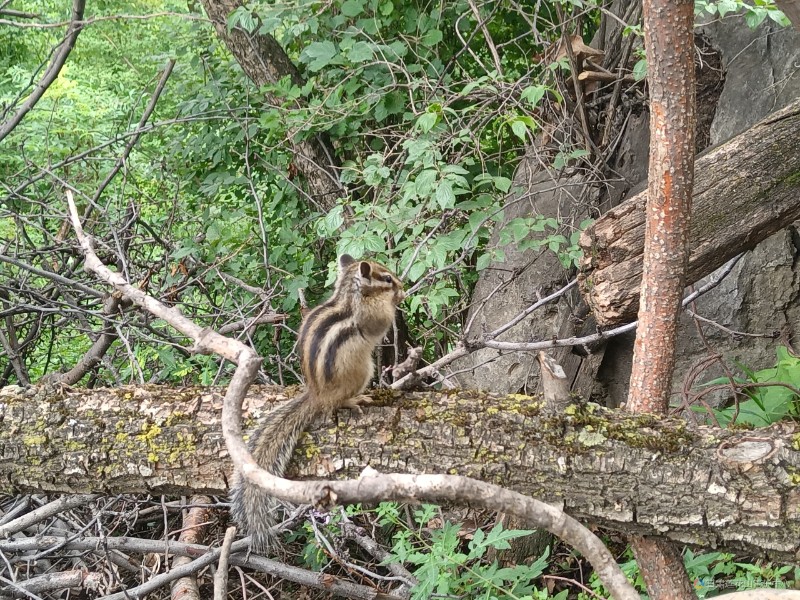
342,394,372,414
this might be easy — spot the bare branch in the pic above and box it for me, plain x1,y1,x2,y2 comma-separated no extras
89,60,176,209
0,0,86,143
213,527,236,600
0,254,104,300
48,295,125,386
0,495,99,539
391,253,741,389
65,192,638,600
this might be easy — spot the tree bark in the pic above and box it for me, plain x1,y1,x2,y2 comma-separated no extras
628,0,696,413
774,0,800,29
199,0,344,211
578,98,800,328
632,538,697,599
627,0,696,587
3,385,800,560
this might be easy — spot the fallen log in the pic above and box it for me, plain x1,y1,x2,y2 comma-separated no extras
2,385,800,560
578,99,800,327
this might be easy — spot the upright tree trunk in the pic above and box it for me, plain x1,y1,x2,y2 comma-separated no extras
199,0,344,211
627,0,697,595
628,0,696,413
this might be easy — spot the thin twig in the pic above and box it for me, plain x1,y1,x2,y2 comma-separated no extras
213,527,237,600
88,60,176,210
0,0,86,143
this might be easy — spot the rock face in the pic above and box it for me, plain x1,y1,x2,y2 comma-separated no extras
456,14,800,407
453,166,594,395
598,19,800,408
706,17,800,145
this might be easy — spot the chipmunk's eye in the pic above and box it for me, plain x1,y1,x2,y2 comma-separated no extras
382,274,393,283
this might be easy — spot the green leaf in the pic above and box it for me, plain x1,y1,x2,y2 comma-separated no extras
468,211,488,233
633,58,648,81
379,1,394,16
340,0,365,17
340,236,366,258
436,230,467,251
415,169,437,197
428,242,447,268
510,119,528,141
767,8,791,26
441,164,469,175
435,180,455,209
501,218,528,243
227,7,257,33
374,91,404,122
387,40,408,60
363,233,385,252
745,7,768,27
323,205,344,234
348,41,374,63
408,261,426,281
303,41,337,71
172,245,197,260
416,111,438,133
493,176,512,192
484,523,536,550
521,84,547,107
257,16,282,34
421,28,443,46
476,253,492,271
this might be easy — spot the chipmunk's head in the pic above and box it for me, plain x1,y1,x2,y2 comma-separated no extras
338,253,405,305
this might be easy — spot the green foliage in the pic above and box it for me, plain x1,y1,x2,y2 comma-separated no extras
695,0,791,27
284,502,563,598
697,346,800,427
1,0,789,393
577,548,645,599
224,0,575,340
632,58,648,81
685,548,796,598
379,503,562,600
292,502,798,600
580,547,797,599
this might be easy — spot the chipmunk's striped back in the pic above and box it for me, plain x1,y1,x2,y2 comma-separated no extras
299,254,404,407
231,254,404,552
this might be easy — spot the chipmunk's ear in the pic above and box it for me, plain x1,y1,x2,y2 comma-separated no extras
339,254,355,269
359,261,372,279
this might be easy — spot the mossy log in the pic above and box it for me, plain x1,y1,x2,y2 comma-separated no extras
1,384,799,560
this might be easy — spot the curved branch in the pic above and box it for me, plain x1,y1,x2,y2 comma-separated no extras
48,295,124,386
64,191,639,600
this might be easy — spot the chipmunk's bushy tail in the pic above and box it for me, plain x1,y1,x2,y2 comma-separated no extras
230,393,317,553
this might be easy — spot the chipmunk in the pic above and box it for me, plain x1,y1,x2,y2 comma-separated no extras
230,254,405,552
